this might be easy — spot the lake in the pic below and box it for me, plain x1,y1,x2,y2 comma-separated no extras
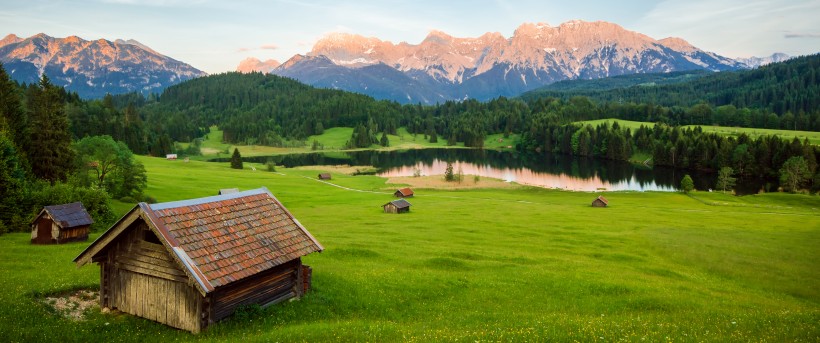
214,148,777,194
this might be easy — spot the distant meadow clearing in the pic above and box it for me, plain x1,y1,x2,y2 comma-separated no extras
0,156,817,342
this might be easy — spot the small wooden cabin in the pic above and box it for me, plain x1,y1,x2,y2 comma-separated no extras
592,195,609,207
31,202,93,244
383,199,412,214
394,188,414,198
217,188,239,195
73,188,323,333
318,173,332,180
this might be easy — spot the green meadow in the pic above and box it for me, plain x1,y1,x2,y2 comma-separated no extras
183,126,518,160
577,119,820,145
0,156,818,341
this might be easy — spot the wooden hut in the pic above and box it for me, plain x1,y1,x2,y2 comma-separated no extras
592,195,609,207
383,199,412,214
394,188,414,198
318,173,332,180
217,188,239,195
31,202,93,244
73,188,323,333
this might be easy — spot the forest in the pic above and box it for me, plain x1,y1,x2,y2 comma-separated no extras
1,54,819,232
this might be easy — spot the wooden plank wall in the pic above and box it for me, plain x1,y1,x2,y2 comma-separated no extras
105,221,202,332
210,259,300,322
57,225,89,243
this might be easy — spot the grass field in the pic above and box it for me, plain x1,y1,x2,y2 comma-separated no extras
576,119,820,145
0,156,818,341
182,126,518,161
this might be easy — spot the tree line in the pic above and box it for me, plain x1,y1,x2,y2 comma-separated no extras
0,64,146,233
521,54,820,120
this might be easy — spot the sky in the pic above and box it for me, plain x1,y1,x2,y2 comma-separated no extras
2,0,819,74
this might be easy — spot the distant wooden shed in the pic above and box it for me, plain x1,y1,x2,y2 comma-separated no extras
31,202,93,244
383,199,412,214
592,195,609,207
318,173,332,180
73,188,323,333
217,188,239,195
394,188,414,198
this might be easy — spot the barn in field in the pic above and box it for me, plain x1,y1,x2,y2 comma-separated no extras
73,187,323,333
31,202,93,244
318,173,332,180
383,199,412,214
393,188,414,198
592,195,609,207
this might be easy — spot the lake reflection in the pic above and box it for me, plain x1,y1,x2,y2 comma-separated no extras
378,159,678,192
215,148,729,192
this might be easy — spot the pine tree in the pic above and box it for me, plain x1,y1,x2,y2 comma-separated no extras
27,74,74,182
230,148,243,169
380,132,389,147
0,63,28,158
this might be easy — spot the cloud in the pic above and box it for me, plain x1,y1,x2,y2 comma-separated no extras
236,43,280,53
784,33,820,39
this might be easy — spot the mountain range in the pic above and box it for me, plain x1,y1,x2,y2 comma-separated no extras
0,33,205,98
0,21,791,101
252,20,754,104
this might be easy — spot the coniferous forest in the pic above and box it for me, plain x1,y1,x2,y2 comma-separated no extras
1,55,819,232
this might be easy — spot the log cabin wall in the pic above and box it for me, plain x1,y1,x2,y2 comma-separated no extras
208,258,303,323
102,219,203,333
57,225,89,243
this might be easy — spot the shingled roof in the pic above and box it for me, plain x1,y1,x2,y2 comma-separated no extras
395,188,414,197
34,202,93,228
386,199,412,209
75,187,323,293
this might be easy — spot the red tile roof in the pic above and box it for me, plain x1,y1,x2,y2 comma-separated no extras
396,188,414,196
146,188,323,289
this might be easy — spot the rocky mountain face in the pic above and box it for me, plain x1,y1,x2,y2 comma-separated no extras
236,57,281,73
735,53,791,68
0,33,205,98
267,20,744,104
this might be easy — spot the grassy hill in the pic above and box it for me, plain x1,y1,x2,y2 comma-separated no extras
576,119,820,145
0,156,817,341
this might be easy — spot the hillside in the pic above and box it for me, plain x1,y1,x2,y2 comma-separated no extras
521,54,820,115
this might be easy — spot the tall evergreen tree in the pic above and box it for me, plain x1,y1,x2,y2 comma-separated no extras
27,75,74,182
230,148,243,169
0,64,27,158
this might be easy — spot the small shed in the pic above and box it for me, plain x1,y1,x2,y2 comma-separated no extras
217,188,239,195
592,195,609,207
394,188,414,198
383,199,412,214
318,173,332,180
31,202,93,244
73,188,323,333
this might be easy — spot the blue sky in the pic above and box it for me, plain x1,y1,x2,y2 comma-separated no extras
2,0,819,73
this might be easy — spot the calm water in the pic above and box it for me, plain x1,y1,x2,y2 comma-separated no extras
226,149,776,194
219,149,772,193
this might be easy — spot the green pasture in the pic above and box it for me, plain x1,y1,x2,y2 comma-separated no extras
183,126,518,161
0,156,818,341
576,119,820,145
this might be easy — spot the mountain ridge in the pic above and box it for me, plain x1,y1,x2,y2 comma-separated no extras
258,20,745,104
0,33,206,98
